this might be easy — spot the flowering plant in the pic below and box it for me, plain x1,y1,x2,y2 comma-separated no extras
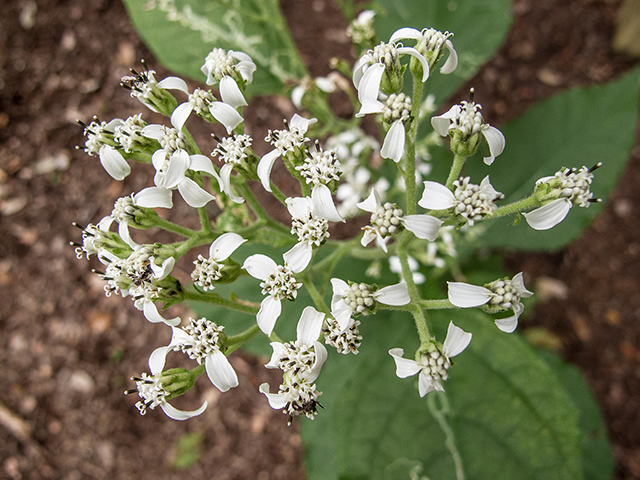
73,0,639,477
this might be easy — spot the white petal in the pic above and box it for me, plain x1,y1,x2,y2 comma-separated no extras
479,175,502,198
431,105,460,136
315,76,336,93
443,322,472,358
99,146,130,181
447,282,492,308
151,149,166,171
189,154,222,188
296,306,325,345
482,126,506,165
494,314,519,333
303,342,327,383
219,164,244,203
118,222,137,249
177,177,216,208
133,187,173,209
388,348,422,378
209,232,247,261
523,198,572,231
259,383,288,409
283,242,312,273
375,281,410,306
219,75,248,108
257,295,282,336
331,277,350,297
291,85,305,109
150,256,175,280
257,149,280,192
170,102,194,131
142,124,165,141
289,113,317,132
397,46,429,82
401,214,444,241
209,101,243,134
143,300,181,326
205,350,239,392
418,371,439,397
161,401,208,421
332,300,353,332
352,54,373,89
511,272,534,298
418,181,456,210
243,254,277,280
360,229,377,248
163,150,190,189
311,184,345,223
389,27,422,44
169,326,192,349
356,188,381,213
158,76,189,94
440,40,458,74
380,119,406,163
266,342,286,369
356,63,385,117
148,346,170,375
286,196,313,219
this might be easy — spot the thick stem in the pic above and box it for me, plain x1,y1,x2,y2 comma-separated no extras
492,194,540,218
182,289,260,315
402,78,425,215
303,274,330,314
445,153,468,189
419,299,456,310
145,217,198,237
225,324,261,354
397,231,430,344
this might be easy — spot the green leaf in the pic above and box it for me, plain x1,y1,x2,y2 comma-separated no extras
536,350,614,480
302,309,583,480
373,0,512,102
171,432,205,469
121,0,307,94
430,68,640,250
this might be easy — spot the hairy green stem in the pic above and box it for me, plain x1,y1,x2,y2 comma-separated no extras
182,289,260,315
492,194,540,218
445,153,468,189
147,217,198,237
397,231,430,343
225,324,261,354
303,274,330,314
419,299,456,310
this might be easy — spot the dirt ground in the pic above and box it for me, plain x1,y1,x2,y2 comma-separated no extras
0,0,639,479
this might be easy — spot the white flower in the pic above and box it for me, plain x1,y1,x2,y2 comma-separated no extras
358,188,444,252
242,244,312,336
167,317,239,392
191,233,247,291
353,42,429,117
291,75,337,109
260,306,327,424
126,347,207,420
346,10,376,44
121,64,190,114
170,87,243,133
201,48,256,108
257,114,317,192
389,321,471,396
379,93,412,163
142,125,221,208
81,118,132,181
523,164,600,230
432,99,505,165
212,134,253,203
389,255,425,284
265,306,328,383
447,272,533,333
418,176,503,225
323,316,362,355
96,247,180,327
286,196,330,266
72,216,116,259
330,279,410,331
389,27,458,75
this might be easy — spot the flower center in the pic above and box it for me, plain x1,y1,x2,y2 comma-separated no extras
212,134,252,165
419,343,451,383
265,125,307,154
203,48,237,81
191,255,223,291
112,196,137,224
556,166,595,207
275,342,317,377
370,202,404,237
188,88,216,116
486,278,522,310
323,317,362,355
295,147,342,186
371,42,399,67
452,177,503,222
291,212,329,247
113,114,147,153
160,127,187,155
343,282,376,315
260,265,301,301
173,318,224,362
130,373,168,415
277,380,322,423
383,93,412,125
451,101,485,139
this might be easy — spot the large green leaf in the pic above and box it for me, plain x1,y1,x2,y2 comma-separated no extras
429,68,640,250
373,0,512,103
122,0,307,94
301,309,583,480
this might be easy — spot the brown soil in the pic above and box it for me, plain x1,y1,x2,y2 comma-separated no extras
0,0,638,479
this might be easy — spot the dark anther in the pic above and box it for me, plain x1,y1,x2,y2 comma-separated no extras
589,162,603,173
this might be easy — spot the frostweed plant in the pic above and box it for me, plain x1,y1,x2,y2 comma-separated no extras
73,18,601,435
